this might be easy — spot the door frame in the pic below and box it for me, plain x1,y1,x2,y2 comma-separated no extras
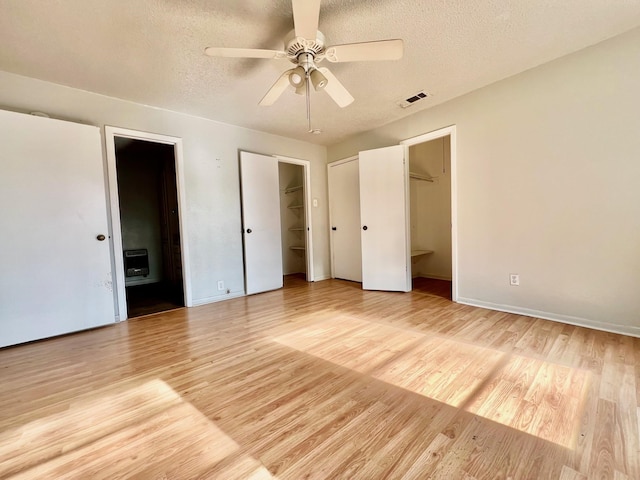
274,155,315,282
400,125,458,301
327,155,359,279
105,126,192,321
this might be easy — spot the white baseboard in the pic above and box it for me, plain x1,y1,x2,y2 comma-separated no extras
457,296,640,338
191,291,245,307
313,275,331,281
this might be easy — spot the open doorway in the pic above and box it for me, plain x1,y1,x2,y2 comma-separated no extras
403,126,456,300
239,152,314,295
106,127,191,321
114,138,184,317
279,161,307,282
275,155,314,285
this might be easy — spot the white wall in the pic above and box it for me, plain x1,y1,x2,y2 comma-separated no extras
0,71,330,307
329,27,640,336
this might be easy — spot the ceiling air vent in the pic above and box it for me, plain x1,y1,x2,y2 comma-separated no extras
397,90,430,108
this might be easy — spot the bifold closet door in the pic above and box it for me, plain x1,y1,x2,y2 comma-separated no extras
359,145,411,292
239,151,283,295
328,159,362,282
0,109,115,348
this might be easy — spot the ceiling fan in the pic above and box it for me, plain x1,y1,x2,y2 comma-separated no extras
204,0,403,116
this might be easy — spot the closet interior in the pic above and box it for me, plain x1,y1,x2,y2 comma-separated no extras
115,138,185,317
278,162,307,280
408,136,452,298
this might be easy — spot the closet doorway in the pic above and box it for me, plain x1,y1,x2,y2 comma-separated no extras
239,152,313,295
402,126,456,300
328,156,362,282
327,126,457,300
105,127,191,320
279,162,308,282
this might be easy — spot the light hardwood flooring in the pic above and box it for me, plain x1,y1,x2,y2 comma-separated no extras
0,276,638,479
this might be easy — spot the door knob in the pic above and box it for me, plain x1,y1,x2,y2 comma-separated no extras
96,234,106,241
246,228,252,234
331,227,337,231
362,226,368,231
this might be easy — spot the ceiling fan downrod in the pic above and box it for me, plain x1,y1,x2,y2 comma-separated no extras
295,52,323,133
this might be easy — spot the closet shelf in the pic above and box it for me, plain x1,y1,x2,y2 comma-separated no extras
288,204,304,209
411,249,434,257
285,185,303,194
289,246,305,251
409,172,434,182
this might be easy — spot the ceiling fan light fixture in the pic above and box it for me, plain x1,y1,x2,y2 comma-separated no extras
289,66,306,88
309,68,328,90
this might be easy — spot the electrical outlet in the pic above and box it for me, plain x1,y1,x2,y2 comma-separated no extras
217,280,224,291
509,274,520,286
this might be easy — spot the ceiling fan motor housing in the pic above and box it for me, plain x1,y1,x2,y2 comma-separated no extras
284,29,326,62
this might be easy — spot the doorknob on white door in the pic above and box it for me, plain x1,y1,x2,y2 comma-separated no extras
246,228,252,234
96,234,106,241
362,226,368,231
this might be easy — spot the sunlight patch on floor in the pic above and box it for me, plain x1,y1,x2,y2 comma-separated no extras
0,379,276,479
272,315,591,449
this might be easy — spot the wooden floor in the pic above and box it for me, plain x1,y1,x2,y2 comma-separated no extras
0,277,638,479
412,276,452,300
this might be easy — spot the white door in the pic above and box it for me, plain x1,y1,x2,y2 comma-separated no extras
359,145,410,292
328,159,362,282
240,151,283,294
0,110,115,348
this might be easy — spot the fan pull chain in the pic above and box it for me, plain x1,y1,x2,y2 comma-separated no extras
306,70,312,132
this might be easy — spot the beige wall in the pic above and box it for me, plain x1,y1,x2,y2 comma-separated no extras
0,71,330,307
329,27,640,336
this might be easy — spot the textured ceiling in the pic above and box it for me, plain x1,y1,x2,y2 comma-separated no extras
1,0,639,145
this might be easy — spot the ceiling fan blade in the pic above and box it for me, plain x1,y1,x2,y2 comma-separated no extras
259,69,294,106
324,39,404,62
292,0,321,40
318,67,354,108
204,47,285,59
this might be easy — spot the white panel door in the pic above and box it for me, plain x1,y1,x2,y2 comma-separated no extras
0,110,115,348
359,145,410,292
240,152,283,294
328,159,362,282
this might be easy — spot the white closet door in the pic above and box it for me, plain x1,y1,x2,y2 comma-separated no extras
0,110,115,348
359,145,410,292
240,151,283,294
328,159,362,282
